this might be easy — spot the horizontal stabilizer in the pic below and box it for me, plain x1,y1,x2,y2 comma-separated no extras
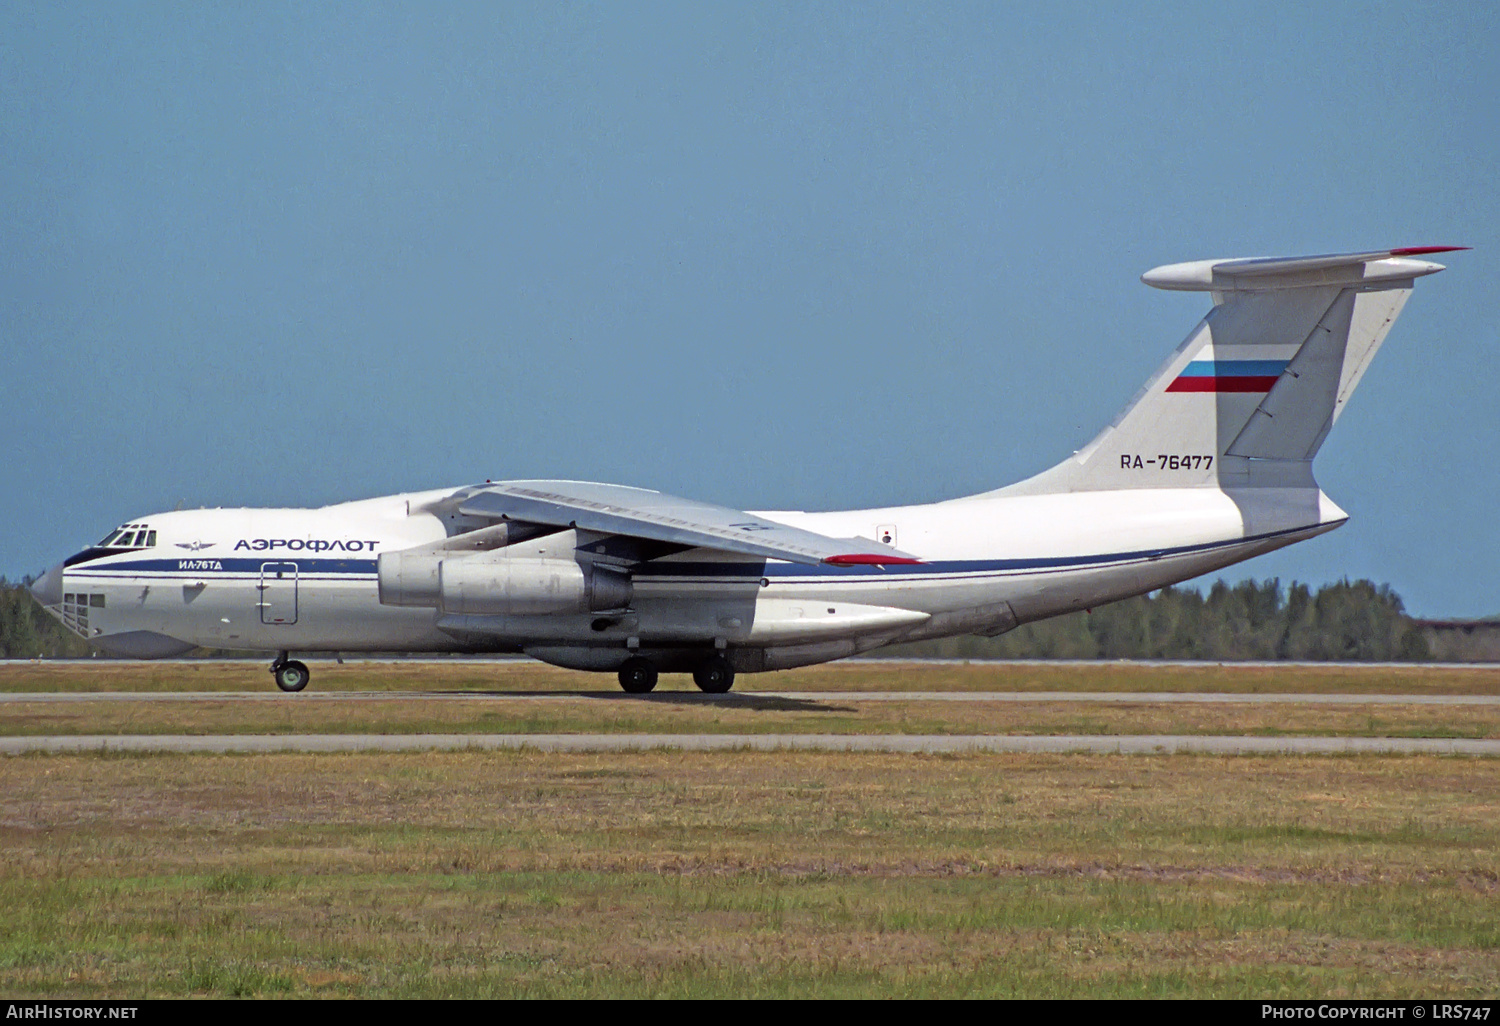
993,246,1460,496
1142,247,1462,292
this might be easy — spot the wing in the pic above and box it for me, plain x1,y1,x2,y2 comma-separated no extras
453,480,921,567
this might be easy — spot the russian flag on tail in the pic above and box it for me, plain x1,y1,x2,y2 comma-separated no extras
1166,359,1287,393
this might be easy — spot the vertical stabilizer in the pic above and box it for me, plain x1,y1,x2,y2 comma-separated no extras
992,249,1455,496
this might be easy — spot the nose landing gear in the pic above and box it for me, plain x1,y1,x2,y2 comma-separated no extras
270,651,310,693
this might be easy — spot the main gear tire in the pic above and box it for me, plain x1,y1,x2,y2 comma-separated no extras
617,657,659,694
692,655,735,694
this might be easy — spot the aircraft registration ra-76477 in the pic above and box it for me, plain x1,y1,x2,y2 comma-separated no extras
31,247,1463,693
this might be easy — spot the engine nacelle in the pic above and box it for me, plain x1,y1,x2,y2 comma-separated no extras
377,552,444,607
378,550,632,615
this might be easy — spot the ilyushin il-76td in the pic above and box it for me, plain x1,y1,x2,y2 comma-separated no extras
31,247,1463,693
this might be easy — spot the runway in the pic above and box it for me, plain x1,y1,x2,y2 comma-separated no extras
7,658,1498,669
1,690,1497,705
7,688,1494,756
3,733,1498,755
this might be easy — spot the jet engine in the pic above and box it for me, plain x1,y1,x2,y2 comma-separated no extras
377,550,632,615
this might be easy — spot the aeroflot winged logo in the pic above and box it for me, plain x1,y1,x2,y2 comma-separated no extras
175,541,214,551
233,538,381,552
1166,360,1288,393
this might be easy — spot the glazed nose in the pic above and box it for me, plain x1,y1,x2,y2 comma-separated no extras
30,562,64,606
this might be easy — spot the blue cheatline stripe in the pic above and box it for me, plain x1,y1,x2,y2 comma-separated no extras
1178,359,1288,378
635,524,1327,580
68,557,379,575
65,523,1329,584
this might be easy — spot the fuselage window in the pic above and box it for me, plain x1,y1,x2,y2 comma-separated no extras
144,531,156,548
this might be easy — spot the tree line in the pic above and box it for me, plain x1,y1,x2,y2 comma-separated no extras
0,577,91,659
881,578,1431,661
1,574,1432,661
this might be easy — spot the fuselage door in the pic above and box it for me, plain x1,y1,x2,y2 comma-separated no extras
258,562,299,625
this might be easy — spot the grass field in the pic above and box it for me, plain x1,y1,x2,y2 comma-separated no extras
3,659,1498,740
1,660,1497,997
4,694,1499,740
3,658,1499,695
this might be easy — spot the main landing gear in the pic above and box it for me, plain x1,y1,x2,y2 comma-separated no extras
270,651,310,693
692,655,735,694
615,655,736,694
617,657,658,694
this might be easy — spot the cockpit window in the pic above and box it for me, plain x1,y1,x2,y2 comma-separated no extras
98,524,154,550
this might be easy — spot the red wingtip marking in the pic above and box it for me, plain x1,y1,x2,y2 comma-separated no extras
824,553,924,566
1389,246,1469,256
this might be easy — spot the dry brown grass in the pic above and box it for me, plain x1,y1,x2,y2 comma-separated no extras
3,660,1497,996
2,693,1497,739
3,658,1498,695
1,750,1497,997
8,750,1494,879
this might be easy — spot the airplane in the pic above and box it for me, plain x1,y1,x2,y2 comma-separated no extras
29,246,1463,694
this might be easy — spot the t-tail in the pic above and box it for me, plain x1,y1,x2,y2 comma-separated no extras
997,247,1463,497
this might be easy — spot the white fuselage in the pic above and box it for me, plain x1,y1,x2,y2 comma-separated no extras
46,482,1344,673
35,248,1450,683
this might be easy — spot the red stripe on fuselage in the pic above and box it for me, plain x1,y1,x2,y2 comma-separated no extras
823,553,925,566
1165,376,1280,393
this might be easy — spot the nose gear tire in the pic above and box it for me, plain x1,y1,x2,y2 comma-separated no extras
274,660,310,693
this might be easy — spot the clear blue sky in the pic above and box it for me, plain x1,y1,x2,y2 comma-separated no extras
2,2,1496,616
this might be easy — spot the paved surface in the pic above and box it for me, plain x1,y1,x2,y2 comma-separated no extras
2,690,1497,705
7,687,1494,757
5,658,1499,668
3,733,1498,756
